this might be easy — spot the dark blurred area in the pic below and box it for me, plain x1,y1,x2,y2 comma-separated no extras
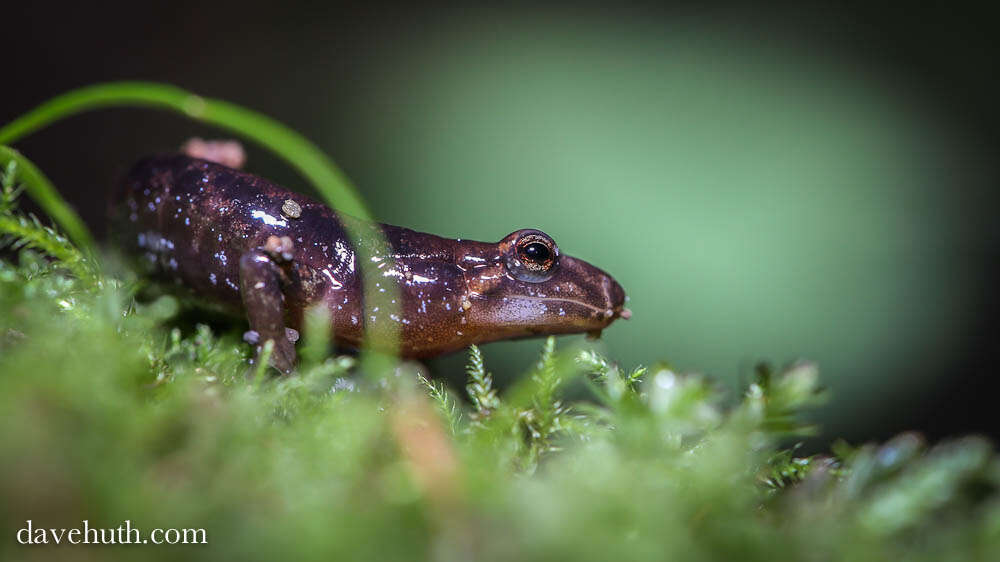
1,1,998,447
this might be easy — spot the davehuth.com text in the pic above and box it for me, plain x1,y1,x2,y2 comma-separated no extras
16,520,207,545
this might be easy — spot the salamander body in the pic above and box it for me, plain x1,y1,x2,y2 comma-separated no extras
114,151,628,372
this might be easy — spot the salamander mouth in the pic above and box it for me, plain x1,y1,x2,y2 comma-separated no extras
500,269,630,326
515,295,609,315
509,295,630,325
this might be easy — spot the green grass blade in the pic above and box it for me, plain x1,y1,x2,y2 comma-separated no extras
0,81,369,219
0,146,95,253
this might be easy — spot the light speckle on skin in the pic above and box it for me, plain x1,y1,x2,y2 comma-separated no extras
251,209,288,227
320,268,343,290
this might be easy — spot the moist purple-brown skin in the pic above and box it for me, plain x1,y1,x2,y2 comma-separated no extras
113,153,629,373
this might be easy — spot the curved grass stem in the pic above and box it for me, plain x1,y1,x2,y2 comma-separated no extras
0,82,368,219
0,146,95,253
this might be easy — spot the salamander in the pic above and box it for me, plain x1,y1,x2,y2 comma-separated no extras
113,142,629,373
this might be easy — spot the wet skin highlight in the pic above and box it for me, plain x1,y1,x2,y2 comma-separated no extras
113,153,628,372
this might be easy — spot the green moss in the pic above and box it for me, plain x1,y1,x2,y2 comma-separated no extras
1,192,999,561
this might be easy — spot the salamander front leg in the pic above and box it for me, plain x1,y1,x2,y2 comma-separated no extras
239,243,297,374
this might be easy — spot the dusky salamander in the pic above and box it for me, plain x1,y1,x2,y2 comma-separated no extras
113,142,629,372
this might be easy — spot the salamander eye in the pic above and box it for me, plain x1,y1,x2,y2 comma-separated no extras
521,242,551,263
502,230,560,283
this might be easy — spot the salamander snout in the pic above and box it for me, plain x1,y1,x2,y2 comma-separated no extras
606,276,630,320
561,256,628,326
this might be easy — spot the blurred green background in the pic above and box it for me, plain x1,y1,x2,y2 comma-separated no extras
2,4,997,443
346,17,988,439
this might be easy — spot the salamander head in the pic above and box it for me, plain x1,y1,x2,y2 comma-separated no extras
457,229,629,341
